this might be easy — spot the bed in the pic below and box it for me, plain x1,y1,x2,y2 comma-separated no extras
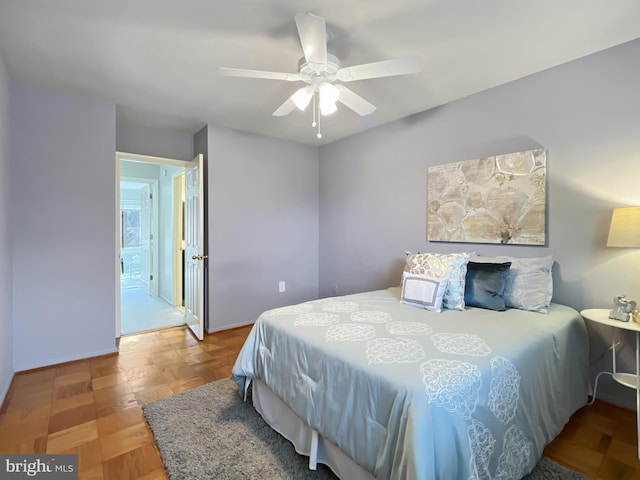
231,253,590,480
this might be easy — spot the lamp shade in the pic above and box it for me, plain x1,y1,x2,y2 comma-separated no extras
607,207,640,247
319,82,339,116
292,86,314,111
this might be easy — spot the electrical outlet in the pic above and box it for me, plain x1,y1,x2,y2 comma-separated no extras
279,281,286,293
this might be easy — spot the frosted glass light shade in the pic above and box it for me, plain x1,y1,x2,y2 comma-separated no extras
292,86,313,111
607,207,640,247
320,101,337,116
319,83,339,116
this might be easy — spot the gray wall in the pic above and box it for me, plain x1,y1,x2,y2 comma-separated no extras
116,121,193,161
10,81,117,370
319,38,640,408
207,126,319,331
0,52,12,400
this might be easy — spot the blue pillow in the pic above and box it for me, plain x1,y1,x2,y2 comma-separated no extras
464,261,511,311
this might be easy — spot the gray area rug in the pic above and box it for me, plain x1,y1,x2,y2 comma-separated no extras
143,378,589,480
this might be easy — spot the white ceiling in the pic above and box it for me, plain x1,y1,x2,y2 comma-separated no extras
1,0,639,146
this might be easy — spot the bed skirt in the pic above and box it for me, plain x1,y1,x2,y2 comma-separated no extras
252,379,374,480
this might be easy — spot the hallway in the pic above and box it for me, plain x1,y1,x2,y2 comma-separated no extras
121,285,185,335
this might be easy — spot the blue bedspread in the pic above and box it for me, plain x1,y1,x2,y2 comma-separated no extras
232,288,589,480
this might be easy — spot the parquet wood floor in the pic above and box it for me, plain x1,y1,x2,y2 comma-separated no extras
0,324,639,479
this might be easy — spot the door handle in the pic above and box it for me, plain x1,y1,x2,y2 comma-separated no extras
191,255,209,260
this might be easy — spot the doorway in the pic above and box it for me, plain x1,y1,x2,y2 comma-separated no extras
116,154,187,336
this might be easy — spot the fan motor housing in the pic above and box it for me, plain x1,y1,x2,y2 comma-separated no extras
297,54,341,84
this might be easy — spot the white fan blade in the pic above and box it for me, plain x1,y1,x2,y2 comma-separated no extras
272,97,297,117
335,85,376,116
294,13,327,65
336,55,423,82
217,67,301,82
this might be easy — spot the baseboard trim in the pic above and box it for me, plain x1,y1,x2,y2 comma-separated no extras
14,347,118,374
207,320,254,334
595,391,636,411
0,372,15,414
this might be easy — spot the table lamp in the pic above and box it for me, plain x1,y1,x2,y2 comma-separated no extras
607,207,640,321
607,207,640,248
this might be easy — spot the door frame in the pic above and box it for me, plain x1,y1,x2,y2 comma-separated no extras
115,151,199,338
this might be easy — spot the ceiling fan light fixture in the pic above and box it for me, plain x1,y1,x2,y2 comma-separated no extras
292,86,314,111
319,82,339,116
217,13,423,139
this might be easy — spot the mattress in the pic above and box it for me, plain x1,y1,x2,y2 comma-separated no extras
231,287,589,480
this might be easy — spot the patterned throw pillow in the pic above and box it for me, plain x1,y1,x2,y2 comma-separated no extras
470,254,554,313
405,252,470,310
400,271,448,312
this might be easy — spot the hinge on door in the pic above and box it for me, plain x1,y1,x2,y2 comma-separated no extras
149,193,153,200
150,234,153,240
150,274,153,281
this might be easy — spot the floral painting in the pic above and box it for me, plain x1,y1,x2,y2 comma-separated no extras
427,149,546,245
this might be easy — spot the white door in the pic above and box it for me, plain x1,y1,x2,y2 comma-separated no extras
139,182,159,297
184,154,205,340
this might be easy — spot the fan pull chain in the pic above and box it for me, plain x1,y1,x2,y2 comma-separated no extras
315,92,322,139
312,92,317,128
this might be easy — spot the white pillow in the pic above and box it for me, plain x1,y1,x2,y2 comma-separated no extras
470,254,553,313
400,271,448,312
404,252,470,310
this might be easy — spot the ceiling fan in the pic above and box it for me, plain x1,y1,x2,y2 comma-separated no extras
216,13,423,138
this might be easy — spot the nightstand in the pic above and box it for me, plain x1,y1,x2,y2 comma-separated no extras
581,308,640,459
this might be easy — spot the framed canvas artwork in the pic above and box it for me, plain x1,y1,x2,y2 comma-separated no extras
427,149,547,245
